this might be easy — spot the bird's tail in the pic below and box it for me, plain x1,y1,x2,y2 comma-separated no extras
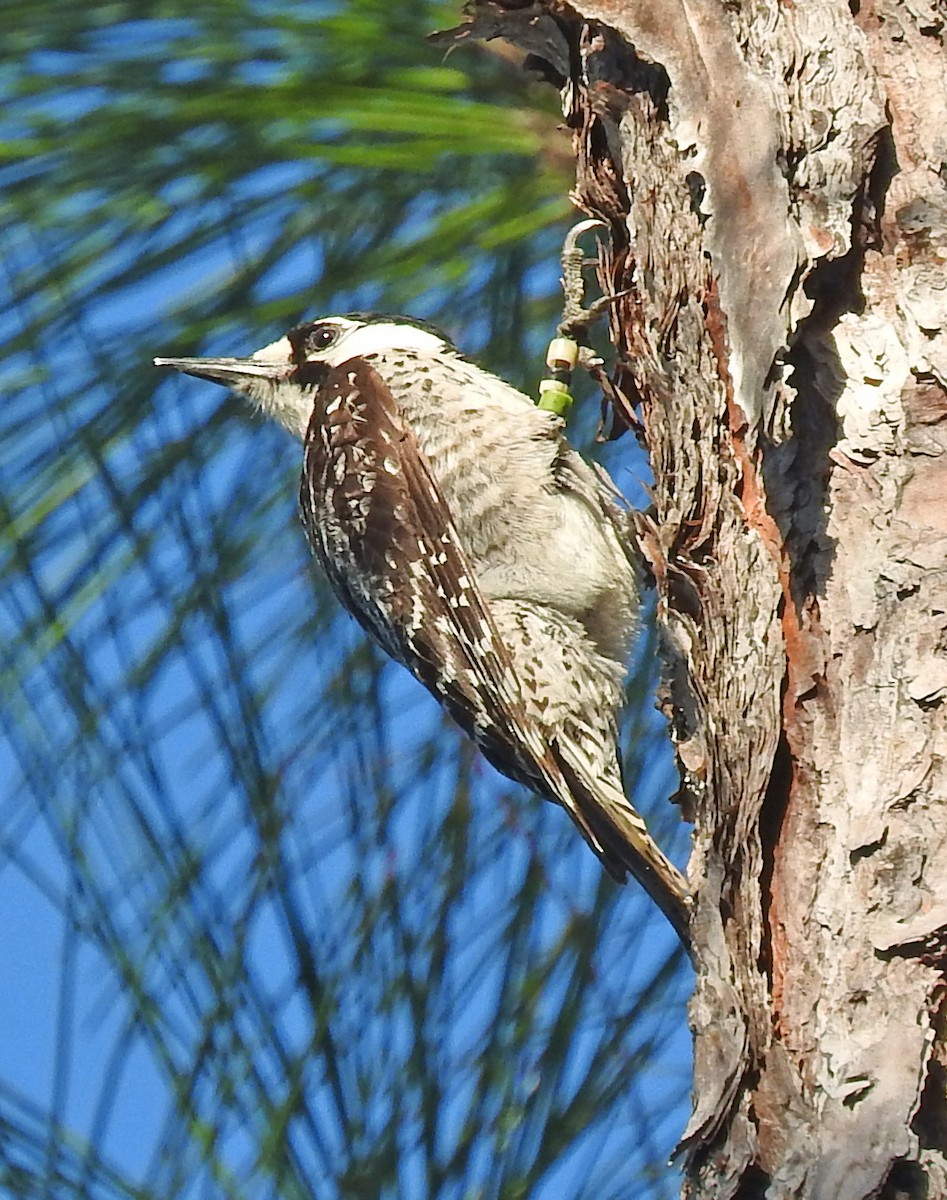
553,748,692,947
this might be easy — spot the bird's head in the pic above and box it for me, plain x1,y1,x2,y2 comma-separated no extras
155,313,456,438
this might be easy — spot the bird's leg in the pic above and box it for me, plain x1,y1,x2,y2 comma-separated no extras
537,219,618,417
557,218,612,341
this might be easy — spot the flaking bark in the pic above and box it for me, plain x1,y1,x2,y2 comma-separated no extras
442,1,947,1196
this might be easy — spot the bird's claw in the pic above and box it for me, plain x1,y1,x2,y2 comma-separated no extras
557,219,611,340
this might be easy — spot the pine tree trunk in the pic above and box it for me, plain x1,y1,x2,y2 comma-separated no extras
446,1,947,1194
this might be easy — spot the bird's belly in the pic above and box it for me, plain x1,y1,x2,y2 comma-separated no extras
458,494,636,664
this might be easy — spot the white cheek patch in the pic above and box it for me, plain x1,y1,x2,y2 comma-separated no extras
326,322,447,364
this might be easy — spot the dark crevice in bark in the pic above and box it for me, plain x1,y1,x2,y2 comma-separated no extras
765,155,880,619
686,172,709,224
865,122,899,248
761,357,839,613
800,236,865,326
730,1163,772,1200
795,123,889,329
914,1053,947,1152
849,832,887,864
878,1159,929,1200
577,19,670,114
757,730,792,980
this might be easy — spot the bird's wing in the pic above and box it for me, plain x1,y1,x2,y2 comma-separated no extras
299,357,590,815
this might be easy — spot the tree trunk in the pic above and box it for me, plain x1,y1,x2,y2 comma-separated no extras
445,1,947,1195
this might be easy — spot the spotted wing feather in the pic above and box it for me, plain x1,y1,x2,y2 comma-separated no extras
299,359,583,808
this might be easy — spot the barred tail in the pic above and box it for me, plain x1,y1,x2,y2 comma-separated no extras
554,753,692,948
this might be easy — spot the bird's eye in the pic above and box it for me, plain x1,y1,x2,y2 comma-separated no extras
305,325,339,354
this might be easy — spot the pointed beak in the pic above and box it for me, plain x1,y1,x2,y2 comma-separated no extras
153,356,291,386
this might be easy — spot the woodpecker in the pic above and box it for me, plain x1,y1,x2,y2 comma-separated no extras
156,314,691,943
